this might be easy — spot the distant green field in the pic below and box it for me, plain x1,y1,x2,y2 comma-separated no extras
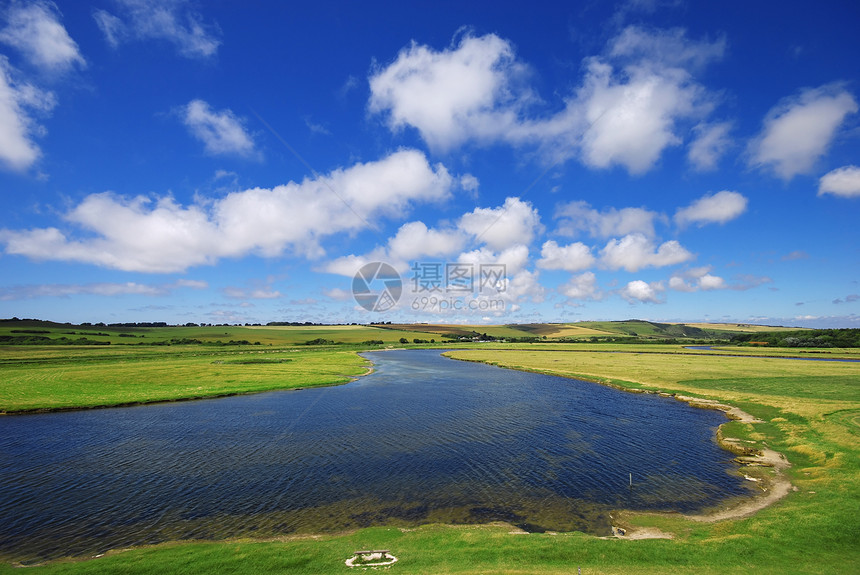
0,345,370,412
570,320,720,338
242,324,438,344
0,322,433,346
381,323,537,339
511,323,616,337
0,318,817,347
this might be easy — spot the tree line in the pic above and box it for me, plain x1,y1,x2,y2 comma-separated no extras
729,329,860,348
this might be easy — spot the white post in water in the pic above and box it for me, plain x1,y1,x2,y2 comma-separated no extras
629,472,632,487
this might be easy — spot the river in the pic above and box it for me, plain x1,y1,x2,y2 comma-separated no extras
0,349,749,562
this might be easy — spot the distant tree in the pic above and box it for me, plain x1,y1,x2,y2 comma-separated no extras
304,338,336,345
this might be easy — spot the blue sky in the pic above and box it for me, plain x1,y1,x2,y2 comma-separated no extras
0,0,858,327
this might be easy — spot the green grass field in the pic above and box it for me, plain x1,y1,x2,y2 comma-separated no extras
0,322,435,346
1,323,859,573
0,345,371,412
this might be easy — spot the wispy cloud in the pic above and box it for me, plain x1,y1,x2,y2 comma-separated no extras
182,99,258,158
687,122,732,171
833,294,858,305
674,190,747,227
0,0,80,172
0,279,207,300
0,0,85,72
748,84,857,180
555,201,663,239
222,286,282,300
782,250,809,261
731,274,773,291
304,116,331,136
0,59,56,170
93,0,220,59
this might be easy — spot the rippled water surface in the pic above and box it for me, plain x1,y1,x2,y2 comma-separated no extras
0,350,749,561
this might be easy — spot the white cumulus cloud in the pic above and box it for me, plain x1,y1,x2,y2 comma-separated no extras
819,165,860,198
536,240,595,272
503,268,545,306
322,254,375,278
320,197,550,316
559,271,603,302
748,84,858,180
572,58,710,174
460,247,544,309
620,279,664,303
459,197,542,251
600,233,693,272
0,149,452,272
669,266,727,292
387,221,466,262
368,32,530,151
369,26,724,175
538,25,724,173
458,243,531,276
674,190,747,227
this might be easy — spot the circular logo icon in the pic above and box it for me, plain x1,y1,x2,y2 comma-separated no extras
352,262,402,312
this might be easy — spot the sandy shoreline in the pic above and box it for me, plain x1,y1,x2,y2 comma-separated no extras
609,395,793,540
672,396,793,523
441,352,795,539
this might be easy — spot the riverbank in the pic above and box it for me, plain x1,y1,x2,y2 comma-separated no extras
443,348,858,552
2,343,855,414
443,351,797,535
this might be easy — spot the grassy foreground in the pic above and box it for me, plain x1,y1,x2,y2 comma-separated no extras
1,340,858,573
